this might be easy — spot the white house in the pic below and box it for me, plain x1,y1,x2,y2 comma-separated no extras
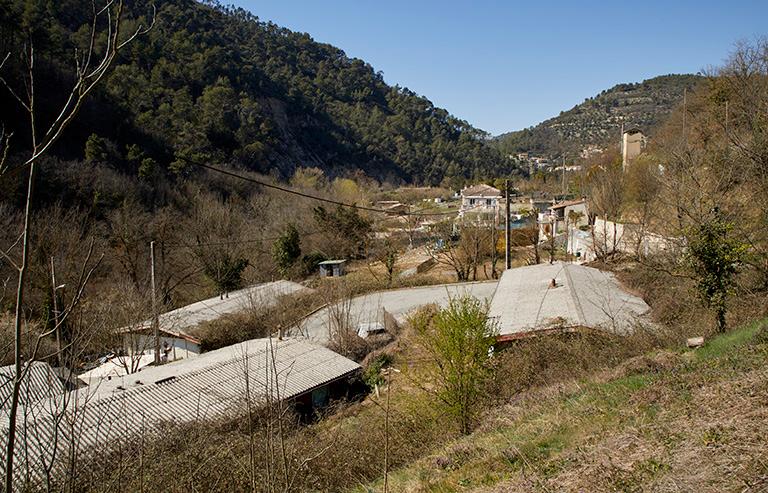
538,198,589,244
459,184,502,219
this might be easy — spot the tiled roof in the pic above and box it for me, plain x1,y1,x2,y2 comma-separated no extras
549,199,586,210
461,184,501,197
0,338,360,489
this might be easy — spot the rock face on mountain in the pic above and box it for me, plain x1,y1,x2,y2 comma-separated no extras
496,74,702,158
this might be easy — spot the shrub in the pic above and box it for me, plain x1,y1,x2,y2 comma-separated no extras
412,295,498,434
362,352,393,389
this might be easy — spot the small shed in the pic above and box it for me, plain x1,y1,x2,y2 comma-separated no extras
357,321,386,338
319,259,347,277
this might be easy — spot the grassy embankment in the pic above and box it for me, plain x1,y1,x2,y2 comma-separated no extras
354,319,768,492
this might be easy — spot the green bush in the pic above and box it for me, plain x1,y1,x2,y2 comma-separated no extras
362,353,393,389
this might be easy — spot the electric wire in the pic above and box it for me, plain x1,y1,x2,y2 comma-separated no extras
178,156,460,217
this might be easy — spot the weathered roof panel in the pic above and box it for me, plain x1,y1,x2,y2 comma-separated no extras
0,338,359,489
0,361,66,414
120,280,310,339
488,263,651,336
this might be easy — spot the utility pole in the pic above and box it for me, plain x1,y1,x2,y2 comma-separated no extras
50,257,61,367
725,100,729,135
620,122,624,153
150,241,160,364
505,179,511,270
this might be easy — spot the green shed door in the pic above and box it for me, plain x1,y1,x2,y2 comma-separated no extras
311,386,329,408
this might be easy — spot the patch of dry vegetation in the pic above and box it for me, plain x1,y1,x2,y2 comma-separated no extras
357,319,768,493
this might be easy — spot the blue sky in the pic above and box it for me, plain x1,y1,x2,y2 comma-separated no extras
231,1,767,135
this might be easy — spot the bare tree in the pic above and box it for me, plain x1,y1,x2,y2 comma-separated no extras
369,237,401,287
711,38,768,285
428,221,493,282
543,216,557,264
322,283,368,361
2,242,103,491
0,3,153,489
586,153,625,261
525,208,541,265
187,193,251,299
566,209,585,261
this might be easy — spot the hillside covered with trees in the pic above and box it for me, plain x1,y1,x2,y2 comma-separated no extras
495,74,702,158
0,0,514,186
1,0,767,489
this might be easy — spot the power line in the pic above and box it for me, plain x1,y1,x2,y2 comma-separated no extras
163,230,325,249
178,157,458,217
3,152,459,217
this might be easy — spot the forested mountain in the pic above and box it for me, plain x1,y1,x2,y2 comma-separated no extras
0,0,514,186
495,74,702,158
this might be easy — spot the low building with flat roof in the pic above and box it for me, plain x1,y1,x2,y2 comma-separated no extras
105,280,310,377
488,263,651,340
1,337,360,489
319,259,347,277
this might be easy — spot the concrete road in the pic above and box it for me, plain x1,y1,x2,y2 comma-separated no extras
292,281,499,343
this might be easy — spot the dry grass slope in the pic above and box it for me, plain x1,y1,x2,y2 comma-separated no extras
355,319,768,492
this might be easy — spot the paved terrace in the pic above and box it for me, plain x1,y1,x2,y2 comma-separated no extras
488,263,651,337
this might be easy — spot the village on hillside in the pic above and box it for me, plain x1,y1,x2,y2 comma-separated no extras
1,125,689,488
1,2,767,491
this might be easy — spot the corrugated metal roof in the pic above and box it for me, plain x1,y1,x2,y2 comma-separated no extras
0,361,66,414
0,338,360,490
120,280,310,339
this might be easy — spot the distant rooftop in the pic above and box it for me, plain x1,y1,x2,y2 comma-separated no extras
461,184,501,197
549,198,586,210
318,259,347,265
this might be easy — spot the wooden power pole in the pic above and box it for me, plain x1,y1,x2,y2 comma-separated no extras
505,179,511,270
50,257,62,367
150,240,160,364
